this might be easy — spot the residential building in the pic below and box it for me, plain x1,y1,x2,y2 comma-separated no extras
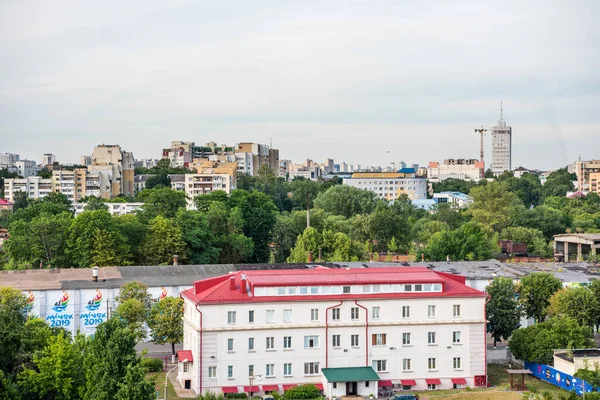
427,160,484,182
41,154,56,166
80,156,92,166
170,174,186,192
3,177,53,201
574,159,600,194
134,174,152,194
0,153,20,172
279,160,291,178
72,202,144,217
15,160,40,178
491,113,512,177
89,145,135,197
163,141,196,167
432,192,473,209
512,167,540,179
184,162,237,209
177,267,487,396
343,168,427,201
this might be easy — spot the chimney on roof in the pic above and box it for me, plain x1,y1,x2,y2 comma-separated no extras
241,275,247,294
318,247,323,262
173,254,179,265
229,276,236,290
307,251,314,263
92,266,99,282
421,253,425,262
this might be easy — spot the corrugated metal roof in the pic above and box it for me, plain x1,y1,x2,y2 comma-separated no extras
322,367,380,382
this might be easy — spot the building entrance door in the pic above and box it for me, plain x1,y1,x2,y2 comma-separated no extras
346,382,357,396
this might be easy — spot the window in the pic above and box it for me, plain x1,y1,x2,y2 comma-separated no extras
428,332,436,345
402,306,410,318
404,285,412,292
283,336,292,349
453,305,461,317
227,338,234,351
351,334,359,347
428,358,437,370
351,307,359,320
284,363,292,376
266,310,275,323
332,308,340,320
372,306,380,320
266,364,274,377
249,310,255,323
227,311,236,324
311,308,319,321
266,337,275,350
304,362,320,375
453,331,462,344
304,336,319,348
372,360,387,372
332,334,341,347
427,384,436,390
228,365,234,378
208,366,216,378
402,358,411,371
283,309,292,323
249,365,254,376
343,286,351,293
402,333,411,345
427,305,436,318
372,333,387,346
183,361,189,372
453,357,462,369
248,337,255,351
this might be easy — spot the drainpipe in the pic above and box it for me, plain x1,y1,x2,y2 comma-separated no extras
484,295,490,387
325,300,344,368
195,303,204,395
354,300,369,366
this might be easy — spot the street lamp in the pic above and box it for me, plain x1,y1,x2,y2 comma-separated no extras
165,358,188,400
249,374,263,397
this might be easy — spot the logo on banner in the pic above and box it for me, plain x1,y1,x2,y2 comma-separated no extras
158,287,168,301
52,291,70,312
86,290,103,311
24,291,35,314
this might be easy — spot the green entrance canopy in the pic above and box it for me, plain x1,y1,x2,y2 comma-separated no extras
321,367,381,383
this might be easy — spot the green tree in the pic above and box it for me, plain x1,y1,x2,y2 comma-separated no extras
424,222,495,261
137,187,187,220
500,226,551,257
0,287,27,376
114,363,155,400
18,331,85,400
145,171,171,189
114,214,147,265
0,369,19,400
508,317,593,364
313,185,378,218
175,210,220,264
468,181,522,231
518,273,563,323
82,318,154,400
115,281,153,342
83,196,108,212
287,227,321,263
486,277,521,347
288,178,322,210
431,178,479,195
542,168,575,199
12,191,29,212
147,296,184,357
141,215,188,265
547,287,600,328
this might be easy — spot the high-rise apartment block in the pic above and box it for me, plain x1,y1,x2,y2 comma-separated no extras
574,159,600,194
89,145,135,197
15,160,40,178
427,159,484,182
491,114,512,177
0,153,20,169
42,154,56,166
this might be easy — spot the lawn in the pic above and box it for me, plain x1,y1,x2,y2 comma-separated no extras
148,371,183,399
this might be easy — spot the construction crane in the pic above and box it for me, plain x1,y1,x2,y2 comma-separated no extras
474,125,489,163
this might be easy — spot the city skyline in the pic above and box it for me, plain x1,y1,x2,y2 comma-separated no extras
1,0,599,170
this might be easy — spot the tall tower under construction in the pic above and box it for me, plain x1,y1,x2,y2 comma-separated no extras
491,104,512,176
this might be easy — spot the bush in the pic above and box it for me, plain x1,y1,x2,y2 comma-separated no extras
142,357,164,372
284,384,321,400
225,394,247,399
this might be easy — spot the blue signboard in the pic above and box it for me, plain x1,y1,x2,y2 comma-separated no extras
525,361,599,396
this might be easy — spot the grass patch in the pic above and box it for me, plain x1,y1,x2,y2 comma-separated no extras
148,371,182,399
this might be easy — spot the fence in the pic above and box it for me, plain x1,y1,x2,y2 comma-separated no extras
524,361,599,396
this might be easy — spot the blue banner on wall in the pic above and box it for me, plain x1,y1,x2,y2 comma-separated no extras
524,361,599,396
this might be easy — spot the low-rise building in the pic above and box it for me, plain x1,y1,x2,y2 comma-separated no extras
72,202,144,217
432,192,473,209
0,198,15,212
343,169,427,201
427,160,484,182
554,233,600,262
178,267,487,396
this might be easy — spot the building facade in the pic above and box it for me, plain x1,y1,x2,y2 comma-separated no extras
15,160,40,178
42,154,56,166
427,160,484,182
343,169,427,201
72,202,144,217
491,117,512,177
574,159,600,194
178,268,487,396
90,145,135,197
432,192,473,209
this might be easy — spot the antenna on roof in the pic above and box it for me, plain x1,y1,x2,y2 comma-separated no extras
500,101,504,123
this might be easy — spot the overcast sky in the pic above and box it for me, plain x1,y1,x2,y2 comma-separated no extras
1,0,599,170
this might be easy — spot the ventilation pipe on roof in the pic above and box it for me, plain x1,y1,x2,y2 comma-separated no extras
229,276,236,290
173,254,179,265
318,247,323,262
241,275,247,294
307,251,314,263
92,266,99,282
421,253,425,262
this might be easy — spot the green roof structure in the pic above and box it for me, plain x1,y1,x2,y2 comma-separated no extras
321,367,380,383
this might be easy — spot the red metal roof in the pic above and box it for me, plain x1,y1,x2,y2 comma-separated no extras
401,380,416,386
177,350,193,362
451,378,467,384
0,199,13,205
222,387,239,393
182,267,485,305
262,385,279,391
378,380,393,387
425,379,441,385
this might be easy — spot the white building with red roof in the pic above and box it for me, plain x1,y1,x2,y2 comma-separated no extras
178,267,488,397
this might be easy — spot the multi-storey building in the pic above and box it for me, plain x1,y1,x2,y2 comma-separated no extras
72,202,144,217
343,169,427,201
3,177,53,201
184,162,237,209
41,154,56,166
15,160,40,178
90,144,135,197
432,192,473,209
178,267,487,397
0,152,20,169
427,160,484,182
491,114,512,177
574,159,600,194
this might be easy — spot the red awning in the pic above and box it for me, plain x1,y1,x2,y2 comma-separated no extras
425,379,441,385
283,384,297,390
177,350,193,362
222,387,239,394
400,380,416,386
314,383,324,390
451,378,467,384
378,380,393,387
244,386,260,393
262,385,279,392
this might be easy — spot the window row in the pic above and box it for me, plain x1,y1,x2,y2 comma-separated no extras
214,363,321,379
254,284,443,297
371,357,463,372
226,304,462,324
229,336,321,351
